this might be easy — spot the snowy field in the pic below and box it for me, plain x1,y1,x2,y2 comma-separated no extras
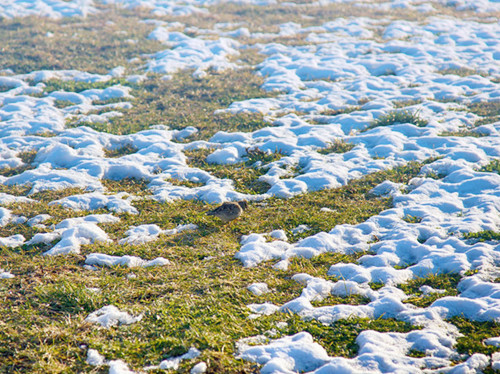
1,0,500,373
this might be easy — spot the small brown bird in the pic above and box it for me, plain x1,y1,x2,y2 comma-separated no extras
206,200,248,223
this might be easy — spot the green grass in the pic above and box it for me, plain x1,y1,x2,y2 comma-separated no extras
68,71,276,138
288,251,372,280
463,230,500,242
438,129,487,138
437,68,486,77
364,110,428,132
449,317,500,357
1,4,499,373
398,273,461,308
317,139,355,155
286,317,420,358
183,148,282,195
480,159,500,174
401,215,422,224
392,99,423,109
0,150,37,177
468,101,500,126
41,78,128,94
0,161,433,372
0,245,423,373
310,107,361,124
104,144,138,158
0,7,163,74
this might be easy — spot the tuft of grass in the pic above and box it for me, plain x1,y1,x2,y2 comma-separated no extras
308,107,360,125
424,171,446,180
402,215,422,224
28,188,89,203
480,159,500,174
463,230,500,242
437,68,486,77
42,78,128,94
287,317,420,358
288,251,373,280
104,144,138,158
318,139,355,155
368,282,385,291
449,317,500,357
439,129,486,138
407,349,427,358
54,99,76,109
102,178,150,196
166,179,205,188
0,150,38,177
245,147,283,166
398,273,461,308
392,99,423,109
364,110,427,132
467,101,500,126
184,148,276,195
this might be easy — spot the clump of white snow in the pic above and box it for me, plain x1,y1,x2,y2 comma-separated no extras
41,214,119,256
86,349,106,366
85,305,142,328
85,253,170,268
0,269,14,279
51,192,138,214
247,282,270,296
190,362,207,374
118,223,198,245
157,348,201,370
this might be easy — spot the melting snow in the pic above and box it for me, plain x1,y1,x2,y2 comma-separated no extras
247,282,270,296
85,305,143,328
0,269,14,279
85,253,170,268
151,347,201,370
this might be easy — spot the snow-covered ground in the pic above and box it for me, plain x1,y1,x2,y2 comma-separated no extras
1,0,500,373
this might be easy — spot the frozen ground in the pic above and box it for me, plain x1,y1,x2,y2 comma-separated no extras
1,0,500,373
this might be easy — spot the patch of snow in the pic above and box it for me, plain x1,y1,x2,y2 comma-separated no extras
86,349,106,366
85,253,170,268
42,214,118,255
119,223,198,245
85,305,142,328
190,362,207,374
237,330,456,373
108,360,136,374
247,282,270,296
0,269,14,279
51,192,138,214
0,234,25,248
147,29,239,77
157,348,201,370
485,337,500,347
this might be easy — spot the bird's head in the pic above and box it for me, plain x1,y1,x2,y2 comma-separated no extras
237,200,248,210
